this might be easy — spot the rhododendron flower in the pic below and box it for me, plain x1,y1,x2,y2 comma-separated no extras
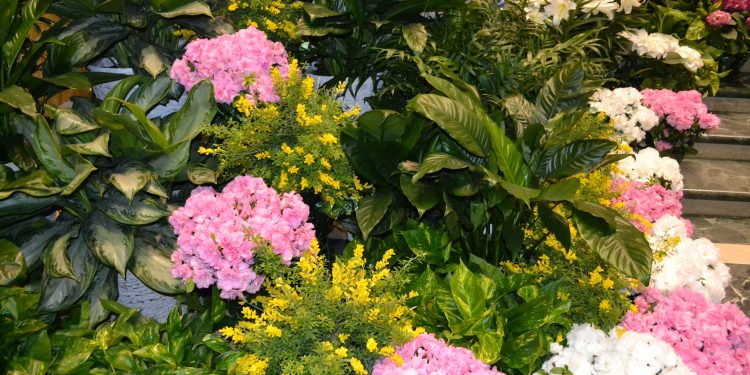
611,177,687,226
718,0,750,12
170,26,289,104
623,288,750,375
641,89,720,132
373,334,504,374
169,176,315,299
706,10,733,27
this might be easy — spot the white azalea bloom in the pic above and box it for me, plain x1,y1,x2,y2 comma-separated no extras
616,147,684,192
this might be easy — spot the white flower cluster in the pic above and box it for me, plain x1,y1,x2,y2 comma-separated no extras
618,29,704,72
650,234,732,303
540,324,695,375
648,214,691,244
616,148,684,192
522,1,642,25
589,88,659,142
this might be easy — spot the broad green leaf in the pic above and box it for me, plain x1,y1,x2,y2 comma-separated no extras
84,267,118,327
302,3,344,21
11,219,67,270
499,179,540,206
50,107,99,134
538,178,580,202
202,334,231,353
473,331,504,364
126,75,171,113
187,164,217,185
343,0,365,23
59,158,97,195
144,178,169,198
101,76,144,113
107,160,153,202
399,174,441,216
536,140,615,180
42,72,92,91
31,116,76,183
504,94,543,129
572,200,617,229
102,193,170,225
139,45,166,78
130,230,186,294
409,94,490,157
573,210,653,280
412,152,472,182
0,239,26,285
449,262,486,319
38,236,97,313
44,20,128,75
0,0,19,46
105,345,138,371
54,337,98,374
83,211,135,276
155,1,212,18
486,120,531,186
0,85,36,117
0,169,62,199
115,100,169,150
65,132,111,157
537,204,571,249
42,227,77,280
356,190,393,240
164,80,217,146
3,0,51,68
686,19,708,40
147,141,190,180
400,224,451,265
535,61,585,119
403,23,427,54
501,330,548,370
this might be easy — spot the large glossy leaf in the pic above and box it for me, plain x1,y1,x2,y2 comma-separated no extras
59,158,97,195
83,211,135,276
356,190,393,240
0,85,36,117
187,164,217,185
412,152,472,182
147,141,190,180
0,0,19,46
164,80,216,146
107,160,153,202
116,99,169,149
0,169,62,199
126,75,171,113
130,229,185,294
0,239,26,285
31,116,76,183
101,76,144,113
154,0,212,18
65,132,111,157
50,107,99,134
42,72,92,91
399,174,441,216
573,210,653,280
536,140,615,180
139,46,166,78
503,94,543,130
38,237,97,313
408,94,490,157
538,178,580,202
302,3,344,21
84,267,118,328
403,23,427,53
42,227,78,280
473,331,504,364
486,119,530,186
12,219,68,270
535,61,585,119
400,224,451,265
449,262,486,319
44,19,129,75
102,193,170,225
537,204,571,249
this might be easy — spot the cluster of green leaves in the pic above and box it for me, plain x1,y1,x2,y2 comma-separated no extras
0,76,218,325
1,282,235,374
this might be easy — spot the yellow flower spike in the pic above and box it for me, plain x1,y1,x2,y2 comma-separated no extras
301,76,315,99
366,337,379,352
236,354,269,375
299,177,309,190
599,299,611,312
556,334,564,343
350,357,367,375
338,333,350,343
375,249,395,270
288,166,299,174
281,143,294,155
602,278,615,290
303,154,315,165
318,133,338,145
334,346,348,359
322,341,334,351
278,172,288,189
335,81,347,95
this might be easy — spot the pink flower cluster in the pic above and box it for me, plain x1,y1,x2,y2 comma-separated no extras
372,334,504,375
622,288,750,375
170,26,289,104
715,0,750,12
641,89,721,132
169,176,315,299
610,178,693,234
707,10,734,27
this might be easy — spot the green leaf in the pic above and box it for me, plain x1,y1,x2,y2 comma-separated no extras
50,107,99,134
155,1,212,18
537,204,571,249
59,158,97,195
164,80,217,146
101,76,144,113
399,174,441,216
0,169,62,199
0,0,20,49
65,132,111,157
84,267,118,327
187,164,217,185
0,85,37,117
535,61,585,119
42,227,77,280
44,20,129,75
536,140,615,180
114,99,169,150
147,141,190,180
202,334,231,353
139,46,166,78
449,262,486,319
486,120,531,186
107,160,153,202
12,218,68,270
572,200,617,230
412,152,472,182
473,331,504,364
686,19,708,40
38,236,97,313
356,190,393,240
130,229,186,294
573,210,653,280
54,337,99,374
3,0,51,68
0,239,26,285
102,193,170,225
83,211,135,276
31,116,76,183
42,72,92,91
504,94,543,129
105,345,138,371
400,224,451,265
499,180,540,206
127,76,171,113
538,178,580,202
408,94,490,157
403,23,427,54
302,3,344,21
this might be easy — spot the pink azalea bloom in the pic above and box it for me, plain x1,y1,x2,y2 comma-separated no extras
706,10,733,27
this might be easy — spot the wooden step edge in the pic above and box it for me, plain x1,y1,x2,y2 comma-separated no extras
716,243,750,265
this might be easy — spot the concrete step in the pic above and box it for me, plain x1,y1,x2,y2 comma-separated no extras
701,111,750,144
688,216,750,245
680,158,750,217
691,142,750,161
705,97,750,113
717,74,750,98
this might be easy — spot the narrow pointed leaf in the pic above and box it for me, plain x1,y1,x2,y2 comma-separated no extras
50,107,99,134
102,193,170,225
42,228,78,280
403,23,427,54
164,80,217,145
38,237,97,313
408,94,490,157
0,239,26,285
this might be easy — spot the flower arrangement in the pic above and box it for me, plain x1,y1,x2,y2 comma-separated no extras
618,29,705,72
610,177,687,229
204,60,367,215
622,288,750,375
717,0,750,12
220,242,423,374
706,10,734,27
169,175,315,299
589,87,660,143
540,323,695,375
372,334,504,375
641,89,720,152
615,148,684,192
170,26,289,104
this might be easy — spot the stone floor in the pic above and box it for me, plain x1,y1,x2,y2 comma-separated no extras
690,216,750,244
726,264,750,315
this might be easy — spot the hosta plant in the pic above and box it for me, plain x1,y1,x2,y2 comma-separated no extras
0,76,217,324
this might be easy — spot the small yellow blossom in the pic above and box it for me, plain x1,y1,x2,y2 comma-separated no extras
366,338,379,352
318,133,338,145
302,76,315,99
408,291,419,299
255,151,271,160
602,278,615,290
288,165,299,174
304,154,315,165
334,346,348,358
599,299,611,312
236,354,268,375
350,357,367,375
264,18,278,32
390,354,405,367
322,341,334,351
379,346,395,357
338,333,350,343
265,324,282,338
629,304,639,313
281,143,293,155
